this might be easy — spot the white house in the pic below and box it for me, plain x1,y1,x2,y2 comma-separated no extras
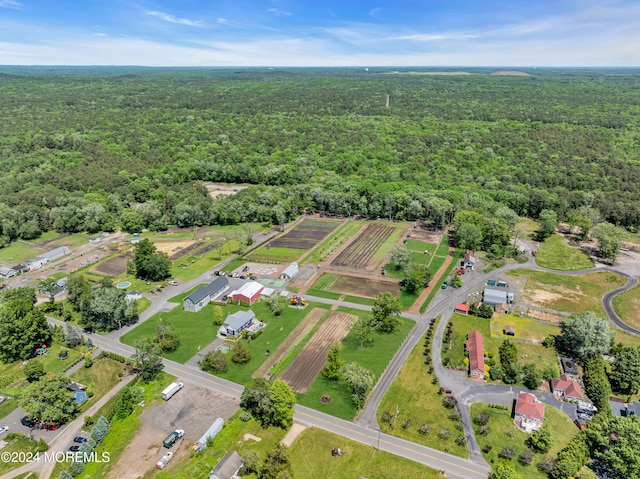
183,277,229,313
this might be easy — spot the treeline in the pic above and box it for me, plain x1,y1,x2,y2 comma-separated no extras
1,68,640,246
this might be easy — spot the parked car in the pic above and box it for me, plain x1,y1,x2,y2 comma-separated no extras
73,436,87,443
239,275,246,279
249,275,257,281
21,417,35,428
242,266,249,272
0,426,8,434
168,280,179,286
69,445,80,452
231,273,239,278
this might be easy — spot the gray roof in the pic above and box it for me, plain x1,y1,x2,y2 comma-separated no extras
483,288,507,304
279,262,299,279
184,277,229,304
36,246,70,260
209,451,244,479
224,310,256,331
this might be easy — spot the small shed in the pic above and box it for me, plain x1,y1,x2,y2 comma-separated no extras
504,326,516,336
260,287,275,298
209,451,244,479
455,303,469,315
197,418,224,452
279,262,299,281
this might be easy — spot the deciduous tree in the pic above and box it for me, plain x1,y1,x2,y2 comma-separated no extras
351,314,375,347
592,222,625,263
559,311,613,361
389,245,411,270
610,346,640,395
20,374,76,424
342,361,375,409
132,337,163,383
371,292,402,333
0,295,51,362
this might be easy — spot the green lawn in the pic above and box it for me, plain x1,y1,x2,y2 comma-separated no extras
378,318,469,458
0,241,43,263
69,358,127,403
441,314,559,376
246,246,304,263
612,282,640,331
0,437,47,475
508,269,625,317
471,403,578,479
297,310,414,420
0,397,19,420
207,302,331,385
491,313,560,342
535,234,594,271
305,286,375,306
419,248,463,314
290,427,440,479
303,220,363,265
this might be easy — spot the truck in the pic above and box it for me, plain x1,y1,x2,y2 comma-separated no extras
156,451,174,469
161,382,184,401
162,429,185,448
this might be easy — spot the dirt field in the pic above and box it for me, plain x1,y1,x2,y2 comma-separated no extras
406,223,445,244
269,219,341,250
95,252,133,276
204,183,248,198
280,312,356,393
232,262,280,277
106,382,239,479
325,274,402,298
252,307,327,379
331,224,395,270
152,240,200,256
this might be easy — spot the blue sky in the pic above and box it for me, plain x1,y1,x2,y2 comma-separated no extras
0,0,638,66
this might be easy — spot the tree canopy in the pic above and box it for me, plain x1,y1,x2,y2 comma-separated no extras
0,292,52,362
559,311,614,361
131,239,172,281
20,374,76,424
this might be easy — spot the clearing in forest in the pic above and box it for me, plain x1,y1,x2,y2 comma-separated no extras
280,312,356,393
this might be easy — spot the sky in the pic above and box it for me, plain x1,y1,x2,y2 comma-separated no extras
0,0,639,66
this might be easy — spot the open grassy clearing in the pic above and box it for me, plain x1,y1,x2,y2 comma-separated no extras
48,233,89,248
378,318,469,458
517,218,541,240
508,269,625,317
471,403,578,479
384,239,435,279
0,397,19,420
491,313,561,342
0,437,48,475
69,358,127,403
296,310,414,420
303,220,363,265
290,427,440,479
0,240,43,264
612,282,640,331
245,246,304,263
535,234,594,271
305,286,375,306
441,314,559,374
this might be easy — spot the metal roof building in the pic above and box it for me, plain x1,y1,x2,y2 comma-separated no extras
483,288,507,306
183,277,229,312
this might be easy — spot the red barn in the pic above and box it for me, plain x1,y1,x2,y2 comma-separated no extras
229,282,264,305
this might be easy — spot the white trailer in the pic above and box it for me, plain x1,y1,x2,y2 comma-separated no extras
161,381,184,401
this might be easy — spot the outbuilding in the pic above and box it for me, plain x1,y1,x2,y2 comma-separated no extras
183,277,229,313
229,281,263,306
483,288,507,306
197,418,224,452
454,303,469,315
279,262,299,281
209,451,244,479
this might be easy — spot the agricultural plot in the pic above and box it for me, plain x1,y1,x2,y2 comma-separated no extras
331,223,399,271
312,273,401,299
95,253,133,276
246,246,304,263
280,312,356,393
269,219,341,250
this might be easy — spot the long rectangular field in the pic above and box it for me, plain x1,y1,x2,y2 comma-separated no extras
280,312,356,393
331,223,401,270
269,219,341,250
311,273,402,299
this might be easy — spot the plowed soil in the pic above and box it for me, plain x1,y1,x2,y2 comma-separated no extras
95,253,133,276
331,224,395,270
280,312,356,393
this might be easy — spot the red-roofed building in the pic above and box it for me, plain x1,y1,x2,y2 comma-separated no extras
455,303,469,315
229,282,264,306
552,374,583,402
514,392,545,433
465,330,485,381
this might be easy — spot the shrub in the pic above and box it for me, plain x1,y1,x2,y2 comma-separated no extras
455,435,466,445
239,409,252,422
483,445,493,454
448,411,461,421
439,429,451,440
475,412,490,426
231,340,252,364
479,425,491,436
419,423,430,435
537,456,557,473
4,432,25,441
499,447,516,460
443,396,457,408
382,411,392,424
518,449,535,466
402,419,411,429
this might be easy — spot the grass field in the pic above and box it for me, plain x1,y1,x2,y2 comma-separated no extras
491,313,561,342
0,437,47,475
378,318,469,458
0,397,19,421
69,358,126,404
0,241,43,264
384,239,435,279
471,403,578,479
296,310,414,420
441,314,558,374
535,234,594,271
246,246,304,263
508,269,625,317
303,220,363,265
612,282,640,330
290,427,440,479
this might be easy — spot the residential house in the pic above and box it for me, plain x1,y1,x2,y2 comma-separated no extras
552,374,583,401
483,288,507,306
229,281,263,305
209,451,244,479
125,291,143,302
183,277,229,313
514,392,545,433
220,310,256,337
279,262,299,281
465,330,485,380
0,267,17,278
462,252,476,270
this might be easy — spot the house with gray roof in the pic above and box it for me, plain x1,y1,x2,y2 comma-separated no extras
220,310,256,337
209,451,244,479
183,277,229,313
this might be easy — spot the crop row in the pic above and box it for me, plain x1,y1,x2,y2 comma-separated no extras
332,224,395,269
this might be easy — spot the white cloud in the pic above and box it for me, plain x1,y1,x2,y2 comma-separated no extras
368,8,383,18
216,17,228,24
267,8,291,16
94,32,107,37
145,10,203,27
389,33,478,42
0,0,21,9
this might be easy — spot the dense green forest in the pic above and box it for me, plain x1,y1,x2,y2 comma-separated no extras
0,67,639,244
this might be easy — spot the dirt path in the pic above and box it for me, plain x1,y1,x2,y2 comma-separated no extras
252,308,327,379
406,246,455,315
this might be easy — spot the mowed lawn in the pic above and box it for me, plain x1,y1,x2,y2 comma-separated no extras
491,313,560,342
612,282,640,330
290,427,440,479
535,234,594,271
69,358,126,401
378,324,469,458
471,403,578,479
441,314,558,373
508,269,625,317
297,310,414,420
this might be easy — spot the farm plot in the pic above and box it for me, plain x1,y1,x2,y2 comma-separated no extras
95,253,133,276
269,219,341,250
280,312,356,392
315,273,402,299
331,224,397,270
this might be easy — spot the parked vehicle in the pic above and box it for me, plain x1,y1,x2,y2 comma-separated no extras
73,436,87,443
21,417,35,428
168,280,179,286
441,281,449,289
161,382,184,401
239,275,246,280
162,429,185,448
0,426,9,434
242,266,249,272
249,275,257,281
156,451,174,470
69,445,80,452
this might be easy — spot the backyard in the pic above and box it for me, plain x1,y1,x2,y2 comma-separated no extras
470,403,579,479
535,234,594,271
69,357,128,404
378,318,469,458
